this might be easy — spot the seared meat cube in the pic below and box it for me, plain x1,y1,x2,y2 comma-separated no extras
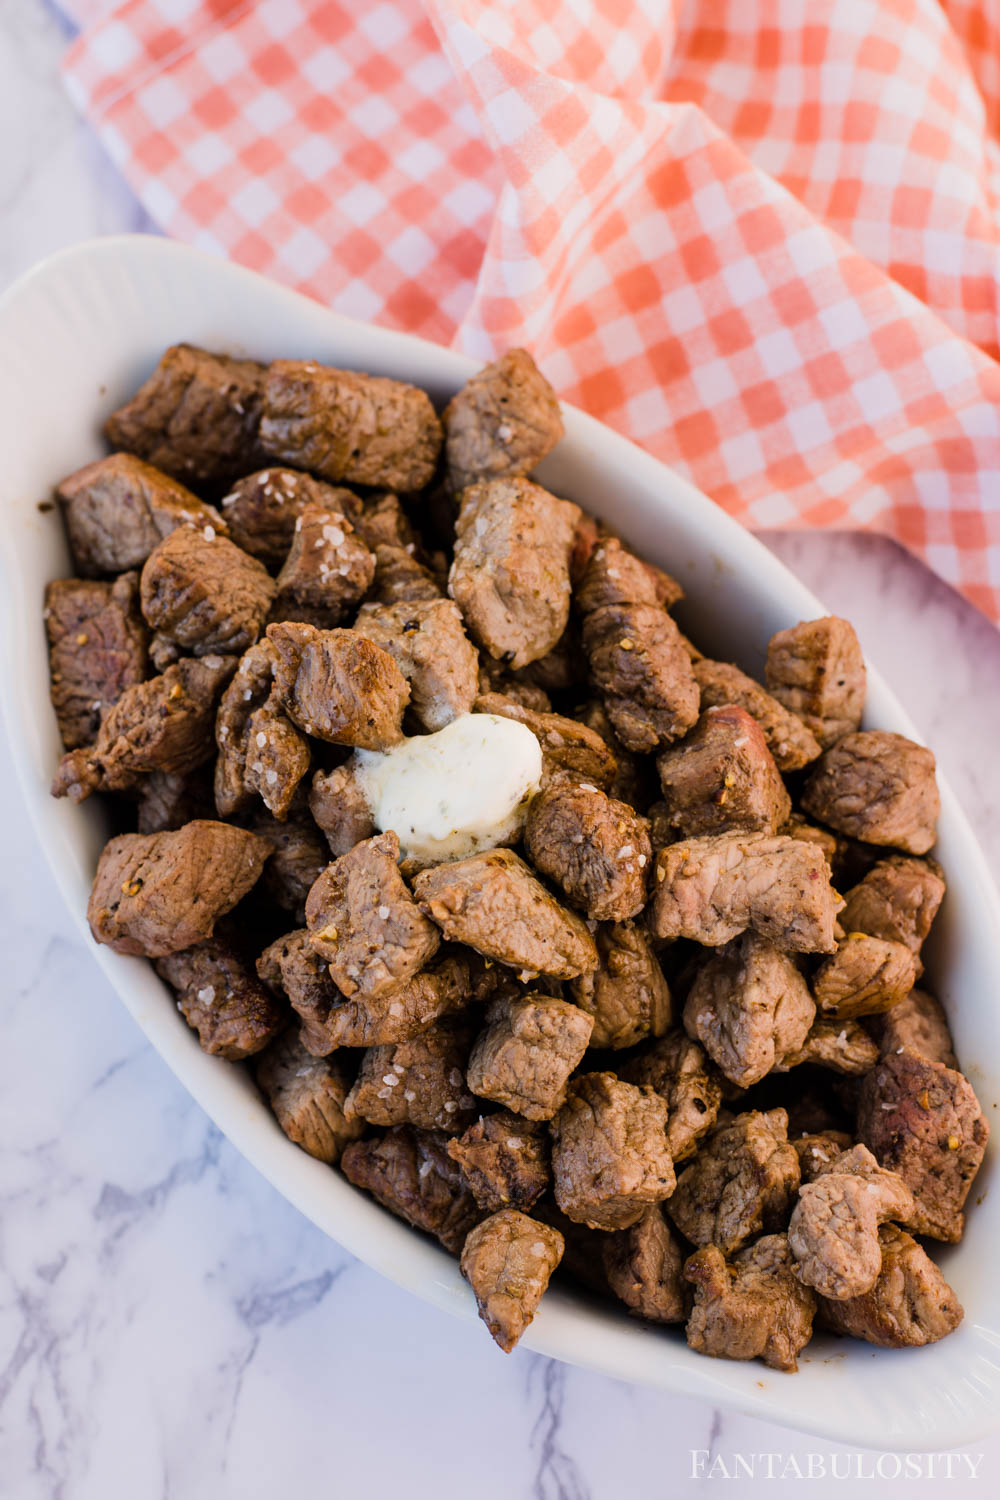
140,525,275,657
136,767,215,834
568,922,671,1051
258,928,342,1056
781,812,840,869
448,477,580,669
413,849,598,979
56,452,226,576
619,1032,722,1162
255,1031,361,1162
444,348,564,492
792,1131,855,1182
871,988,957,1069
765,616,866,749
340,1126,481,1253
474,693,617,790
259,359,442,491
551,1073,674,1230
602,1206,687,1324
220,468,361,564
573,698,653,808
355,598,479,732
684,1235,816,1373
213,639,310,820
88,821,270,956
45,574,148,748
788,1143,915,1300
306,831,440,1000
682,932,815,1089
308,760,376,857
344,1016,476,1132
267,621,409,748
839,856,945,961
667,1109,799,1254
648,832,839,953
372,543,443,605
466,993,594,1121
155,936,283,1059
349,489,418,553
574,535,683,615
251,805,328,921
817,1223,963,1347
105,344,267,486
272,501,374,625
655,706,791,839
812,933,916,1020
693,659,822,772
447,1112,551,1213
524,783,651,923
460,1208,564,1352
856,1050,989,1242
801,731,940,855
774,1017,878,1076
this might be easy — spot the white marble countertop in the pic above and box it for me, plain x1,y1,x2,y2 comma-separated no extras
3,3,1000,1496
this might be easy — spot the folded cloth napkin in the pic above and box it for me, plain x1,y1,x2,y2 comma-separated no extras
63,0,1000,622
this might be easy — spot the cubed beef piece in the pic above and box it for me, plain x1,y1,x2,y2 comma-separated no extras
801,731,940,855
460,1208,564,1352
817,1223,963,1347
765,616,866,749
448,477,580,669
220,468,361,564
648,832,839,953
341,1126,482,1253
136,767,215,833
140,525,275,657
573,698,654,808
447,1112,551,1213
682,933,816,1089
308,760,376,857
574,535,683,615
667,1109,799,1253
413,848,598,979
684,1235,816,1372
792,1131,855,1182
474,693,617,790
619,1032,722,1162
251,805,328,921
466,993,594,1121
856,1050,989,1242
568,922,671,1051
774,1018,878,1076
272,501,373,627
603,1206,687,1324
839,856,945,961
349,489,417,553
812,933,916,1020
355,598,479,731
870,988,957,1069
255,1031,361,1162
655,706,791,839
267,621,409,748
213,639,310,820
45,574,148,749
524,783,650,923
155,936,283,1059
781,812,840,869
56,453,226,576
345,1016,476,1132
372,544,443,605
258,929,341,1055
444,348,564,492
551,1073,674,1230
788,1143,915,1299
88,821,270,957
105,344,266,486
693,659,822,771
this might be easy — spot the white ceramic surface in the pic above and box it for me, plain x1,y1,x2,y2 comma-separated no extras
1,233,998,1453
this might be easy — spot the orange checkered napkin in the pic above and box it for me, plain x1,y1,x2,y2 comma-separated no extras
64,0,1000,622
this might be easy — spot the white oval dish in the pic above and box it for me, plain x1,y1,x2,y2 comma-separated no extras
1,236,997,1449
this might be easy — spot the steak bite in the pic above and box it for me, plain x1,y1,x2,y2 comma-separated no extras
354,598,479,732
619,1032,722,1162
524,783,651,923
344,1016,477,1132
603,1205,687,1324
551,1073,675,1231
693,659,822,772
272,501,374,625
413,848,599,979
811,933,917,1020
305,830,440,1000
871,988,957,1069
213,639,310,820
474,693,617,790
684,1235,817,1373
856,1049,989,1242
460,1208,564,1353
155,937,284,1059
781,812,840,869
258,929,341,1056
817,1223,963,1347
765,616,866,749
466,993,594,1121
267,621,409,748
838,856,946,961
648,832,840,954
568,922,672,1051
252,806,328,920
105,344,267,486
666,1109,800,1253
787,1143,915,1300
255,1031,362,1162
373,543,443,605
448,476,580,669
140,525,275,658
443,348,564,492
88,821,270,956
774,1017,879,1076
792,1131,855,1182
574,697,653,807
654,705,791,839
574,535,683,615
220,468,361,565
682,932,816,1089
45,574,148,748
308,761,376,857
447,1112,551,1213
56,453,226,576
340,1125,481,1254
801,731,940,855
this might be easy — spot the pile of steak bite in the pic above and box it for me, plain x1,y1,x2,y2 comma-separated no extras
44,342,988,1367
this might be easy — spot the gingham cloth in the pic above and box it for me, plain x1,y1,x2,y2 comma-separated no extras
63,0,1000,622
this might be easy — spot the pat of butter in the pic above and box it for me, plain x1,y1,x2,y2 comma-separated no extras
354,713,543,864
